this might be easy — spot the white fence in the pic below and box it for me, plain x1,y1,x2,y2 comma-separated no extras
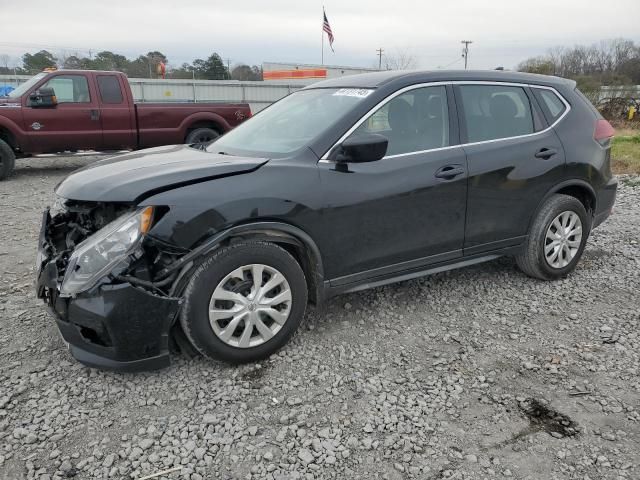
3,73,640,111
598,85,640,102
0,74,304,112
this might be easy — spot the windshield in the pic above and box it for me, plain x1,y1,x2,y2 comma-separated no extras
208,88,374,158
6,72,48,99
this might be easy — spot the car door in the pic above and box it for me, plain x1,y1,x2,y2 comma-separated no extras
96,74,136,150
318,84,468,285
21,73,102,153
454,83,566,255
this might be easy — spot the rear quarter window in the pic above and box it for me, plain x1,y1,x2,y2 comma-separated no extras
532,88,567,123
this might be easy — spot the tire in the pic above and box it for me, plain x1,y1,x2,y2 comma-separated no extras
185,127,220,150
0,139,16,180
180,241,308,363
516,194,591,280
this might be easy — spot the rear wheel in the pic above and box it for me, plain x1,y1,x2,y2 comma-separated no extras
516,194,590,280
185,127,220,150
0,139,16,180
180,241,308,363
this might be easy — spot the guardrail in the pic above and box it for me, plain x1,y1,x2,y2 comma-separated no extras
0,75,304,112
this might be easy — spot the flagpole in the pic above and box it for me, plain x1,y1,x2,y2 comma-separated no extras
321,6,324,65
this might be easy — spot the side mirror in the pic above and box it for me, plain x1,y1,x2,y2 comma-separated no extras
28,87,57,108
332,133,388,163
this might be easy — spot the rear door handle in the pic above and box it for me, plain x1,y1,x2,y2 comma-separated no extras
89,109,100,121
435,165,465,179
534,147,558,159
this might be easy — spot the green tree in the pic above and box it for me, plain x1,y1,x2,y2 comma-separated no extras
88,51,130,71
169,63,197,79
231,64,262,81
22,50,57,73
62,55,86,69
192,53,229,80
123,51,168,78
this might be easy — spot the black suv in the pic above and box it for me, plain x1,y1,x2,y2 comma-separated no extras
36,70,617,371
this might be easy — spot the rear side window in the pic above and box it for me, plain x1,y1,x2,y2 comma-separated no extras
97,75,124,104
458,85,534,142
533,88,566,123
351,85,449,156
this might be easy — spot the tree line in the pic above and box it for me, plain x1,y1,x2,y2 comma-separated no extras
0,50,263,81
517,38,640,95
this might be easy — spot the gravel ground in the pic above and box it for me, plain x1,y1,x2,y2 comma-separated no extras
1,155,639,480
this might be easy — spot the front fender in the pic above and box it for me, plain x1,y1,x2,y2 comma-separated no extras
0,114,26,150
155,221,326,305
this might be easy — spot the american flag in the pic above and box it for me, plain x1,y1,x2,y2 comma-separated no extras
323,9,335,51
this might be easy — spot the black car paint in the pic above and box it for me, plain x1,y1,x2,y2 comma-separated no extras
56,144,268,203
37,70,617,371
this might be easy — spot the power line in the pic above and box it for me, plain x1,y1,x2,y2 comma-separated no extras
461,40,473,70
376,48,384,70
438,57,463,69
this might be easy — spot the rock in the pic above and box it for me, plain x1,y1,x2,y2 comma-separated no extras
103,453,116,468
298,449,314,465
203,414,217,425
139,438,154,450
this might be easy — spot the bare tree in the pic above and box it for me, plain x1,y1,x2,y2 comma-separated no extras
518,38,640,82
384,49,417,70
0,54,10,73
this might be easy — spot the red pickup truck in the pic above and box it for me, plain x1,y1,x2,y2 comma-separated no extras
0,70,251,179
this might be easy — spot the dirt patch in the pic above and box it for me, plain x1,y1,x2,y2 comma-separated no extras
519,398,580,438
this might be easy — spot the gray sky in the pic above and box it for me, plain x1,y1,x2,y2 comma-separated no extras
1,0,639,70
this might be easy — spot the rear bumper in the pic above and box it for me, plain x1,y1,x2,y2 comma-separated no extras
593,177,618,229
38,276,180,372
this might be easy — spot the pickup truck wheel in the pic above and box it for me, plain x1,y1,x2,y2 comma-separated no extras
0,139,16,180
180,241,308,363
185,128,220,150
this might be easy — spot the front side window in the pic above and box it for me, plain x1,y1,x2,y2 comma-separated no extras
459,85,534,142
40,75,91,103
349,85,449,156
210,88,374,158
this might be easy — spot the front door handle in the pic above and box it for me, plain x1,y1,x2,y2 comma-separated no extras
89,109,100,121
534,147,558,159
435,165,465,180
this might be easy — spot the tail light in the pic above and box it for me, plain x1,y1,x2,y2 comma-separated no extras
594,119,615,146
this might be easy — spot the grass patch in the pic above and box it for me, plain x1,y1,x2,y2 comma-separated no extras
611,134,640,175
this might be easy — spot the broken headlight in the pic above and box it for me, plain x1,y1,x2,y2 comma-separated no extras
60,207,153,296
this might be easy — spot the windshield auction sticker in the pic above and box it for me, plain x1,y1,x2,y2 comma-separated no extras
333,88,374,98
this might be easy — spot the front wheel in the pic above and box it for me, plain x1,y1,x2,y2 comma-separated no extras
0,139,16,180
180,241,308,363
516,194,591,280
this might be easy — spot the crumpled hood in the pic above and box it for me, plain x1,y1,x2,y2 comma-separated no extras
56,144,268,202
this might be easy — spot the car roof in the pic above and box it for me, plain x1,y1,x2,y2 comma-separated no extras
304,70,575,90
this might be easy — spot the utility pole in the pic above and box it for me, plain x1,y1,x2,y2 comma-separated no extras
461,40,472,70
376,48,384,70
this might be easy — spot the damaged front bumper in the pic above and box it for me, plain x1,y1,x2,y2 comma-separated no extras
36,209,182,372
